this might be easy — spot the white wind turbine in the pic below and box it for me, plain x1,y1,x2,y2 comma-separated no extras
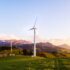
30,18,37,57
10,40,15,56
9,40,13,56
10,40,13,54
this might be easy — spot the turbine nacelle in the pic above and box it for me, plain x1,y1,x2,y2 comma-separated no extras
30,27,36,30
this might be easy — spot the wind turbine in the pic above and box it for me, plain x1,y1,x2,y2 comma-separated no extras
10,40,13,54
30,18,37,57
9,40,13,56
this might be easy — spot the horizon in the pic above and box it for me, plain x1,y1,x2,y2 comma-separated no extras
0,34,70,46
0,0,70,45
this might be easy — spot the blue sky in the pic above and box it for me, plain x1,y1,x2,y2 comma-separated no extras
0,0,70,41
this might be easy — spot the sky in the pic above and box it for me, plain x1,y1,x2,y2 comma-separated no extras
0,0,70,42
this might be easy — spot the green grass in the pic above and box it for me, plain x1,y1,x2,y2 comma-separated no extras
0,56,70,70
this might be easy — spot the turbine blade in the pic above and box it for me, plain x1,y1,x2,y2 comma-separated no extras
29,28,34,30
34,17,37,27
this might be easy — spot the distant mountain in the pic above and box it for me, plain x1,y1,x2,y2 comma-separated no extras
59,44,70,50
0,40,31,47
0,39,70,53
18,42,69,53
12,40,31,45
47,39,70,50
47,39,64,45
0,40,10,46
36,42,58,53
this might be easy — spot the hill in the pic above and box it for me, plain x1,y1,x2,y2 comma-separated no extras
0,40,70,57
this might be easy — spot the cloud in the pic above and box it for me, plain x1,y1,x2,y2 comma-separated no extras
0,34,70,46
0,34,21,40
47,39,70,45
0,34,33,41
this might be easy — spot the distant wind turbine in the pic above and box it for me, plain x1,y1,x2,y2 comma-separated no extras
10,40,15,56
10,40,13,54
30,17,37,57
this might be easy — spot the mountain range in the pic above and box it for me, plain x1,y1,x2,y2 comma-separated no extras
0,39,70,53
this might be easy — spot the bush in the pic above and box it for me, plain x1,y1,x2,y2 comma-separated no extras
22,49,33,56
37,52,56,58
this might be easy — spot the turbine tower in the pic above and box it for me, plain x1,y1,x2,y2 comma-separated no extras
30,18,37,57
9,40,13,56
10,40,13,54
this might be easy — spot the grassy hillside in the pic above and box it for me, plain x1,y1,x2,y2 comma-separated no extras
0,56,70,70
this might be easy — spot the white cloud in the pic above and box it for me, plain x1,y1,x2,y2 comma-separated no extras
0,34,70,46
0,34,21,40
